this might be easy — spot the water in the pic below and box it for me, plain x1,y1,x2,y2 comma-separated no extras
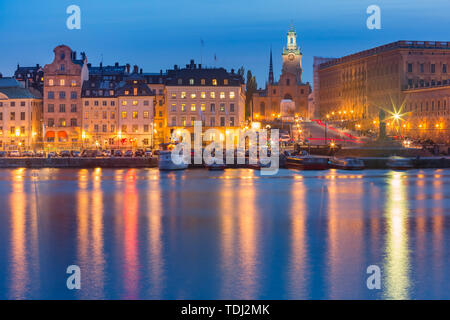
0,167,449,300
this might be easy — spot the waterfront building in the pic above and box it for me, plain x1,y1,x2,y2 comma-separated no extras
14,64,44,94
0,78,42,150
165,60,245,142
317,40,450,142
142,71,168,146
43,45,88,149
116,73,155,148
252,25,311,122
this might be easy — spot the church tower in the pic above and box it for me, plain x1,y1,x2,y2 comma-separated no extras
268,47,274,84
281,25,303,83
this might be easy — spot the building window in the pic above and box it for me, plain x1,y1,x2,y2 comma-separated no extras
171,116,177,126
59,104,66,112
59,118,66,127
20,101,25,107
60,64,65,71
122,101,127,106
102,101,107,106
111,125,115,133
143,125,149,132
431,64,436,73
171,104,176,112
122,125,127,133
210,117,215,126
220,92,225,99
210,92,215,99
20,112,25,120
10,112,15,121
212,79,217,86
182,117,186,126
443,64,447,73
111,111,115,119
229,91,235,99
48,104,54,112
407,63,413,73
143,111,149,119
201,104,206,112
10,102,15,107
48,118,54,127
59,91,66,99
420,64,424,73
132,111,138,119
189,78,194,85
111,100,115,106
132,125,138,133
48,91,54,99
224,79,228,85
71,80,76,87
220,117,225,126
230,103,235,112
181,104,186,112
122,112,127,119
10,126,15,134
49,79,54,86
178,79,183,85
286,79,290,86
191,117,196,126
84,112,89,119
220,103,225,112
94,125,99,132
71,104,77,112
191,104,196,111
84,101,89,106
102,111,107,119
133,88,138,96
60,79,65,86
230,117,235,126
71,118,77,127
211,103,215,112
201,79,205,85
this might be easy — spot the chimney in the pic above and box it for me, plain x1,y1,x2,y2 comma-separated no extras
36,64,40,69
231,68,234,74
198,64,202,69
87,63,92,68
174,64,178,70
160,69,163,75
133,65,138,73
126,64,130,73
115,62,119,67
140,68,143,74
190,59,195,69
100,62,103,69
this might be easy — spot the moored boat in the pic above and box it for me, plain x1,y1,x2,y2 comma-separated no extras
207,163,226,171
386,156,414,170
329,157,365,170
286,156,329,170
158,150,189,171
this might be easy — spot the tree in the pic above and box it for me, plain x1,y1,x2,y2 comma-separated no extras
245,70,257,120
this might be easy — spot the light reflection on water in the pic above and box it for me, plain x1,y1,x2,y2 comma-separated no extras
0,168,449,299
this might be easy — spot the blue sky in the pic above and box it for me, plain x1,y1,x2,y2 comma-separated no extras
0,0,449,87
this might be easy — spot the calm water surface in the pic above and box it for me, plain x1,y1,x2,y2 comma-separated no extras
0,168,449,299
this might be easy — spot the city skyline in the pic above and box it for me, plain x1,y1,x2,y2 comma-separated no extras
1,0,450,87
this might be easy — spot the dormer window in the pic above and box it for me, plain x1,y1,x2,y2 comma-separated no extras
212,79,217,86
201,79,206,85
224,79,228,85
125,90,129,95
60,64,65,71
178,78,183,85
61,53,65,60
133,88,138,95
189,78,194,85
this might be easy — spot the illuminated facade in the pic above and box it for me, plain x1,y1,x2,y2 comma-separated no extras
43,45,88,149
165,60,245,142
317,40,450,142
252,25,311,121
0,79,42,150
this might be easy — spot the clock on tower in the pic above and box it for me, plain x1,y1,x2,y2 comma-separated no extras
281,25,303,83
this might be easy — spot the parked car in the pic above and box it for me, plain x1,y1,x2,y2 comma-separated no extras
144,150,153,157
60,150,71,157
22,150,34,157
0,151,7,157
280,134,291,143
48,152,57,158
114,150,123,157
71,150,81,157
81,150,99,157
35,151,45,157
124,150,133,157
8,150,21,157
134,149,144,157
102,150,111,157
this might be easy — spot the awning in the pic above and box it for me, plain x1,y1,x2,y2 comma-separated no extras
45,131,55,138
57,131,68,139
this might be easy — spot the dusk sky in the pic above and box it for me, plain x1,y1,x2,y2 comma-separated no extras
1,0,449,87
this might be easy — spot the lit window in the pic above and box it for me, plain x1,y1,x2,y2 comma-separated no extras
212,79,217,86
210,92,215,99
84,112,89,119
201,104,206,112
220,92,225,99
201,79,205,85
60,79,65,86
181,104,186,112
132,111,138,119
171,93,176,99
71,80,76,87
181,92,186,99
125,90,129,95
171,104,176,112
191,104,196,111
224,79,228,85
133,88,138,95
143,111,149,119
122,111,127,119
191,93,196,99
201,92,206,99
122,101,127,106
189,78,194,85
132,100,138,106
49,79,54,86
230,91,235,99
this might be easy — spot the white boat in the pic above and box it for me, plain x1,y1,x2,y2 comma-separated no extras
158,150,189,171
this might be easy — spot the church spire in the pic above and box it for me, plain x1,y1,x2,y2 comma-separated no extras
268,47,274,84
